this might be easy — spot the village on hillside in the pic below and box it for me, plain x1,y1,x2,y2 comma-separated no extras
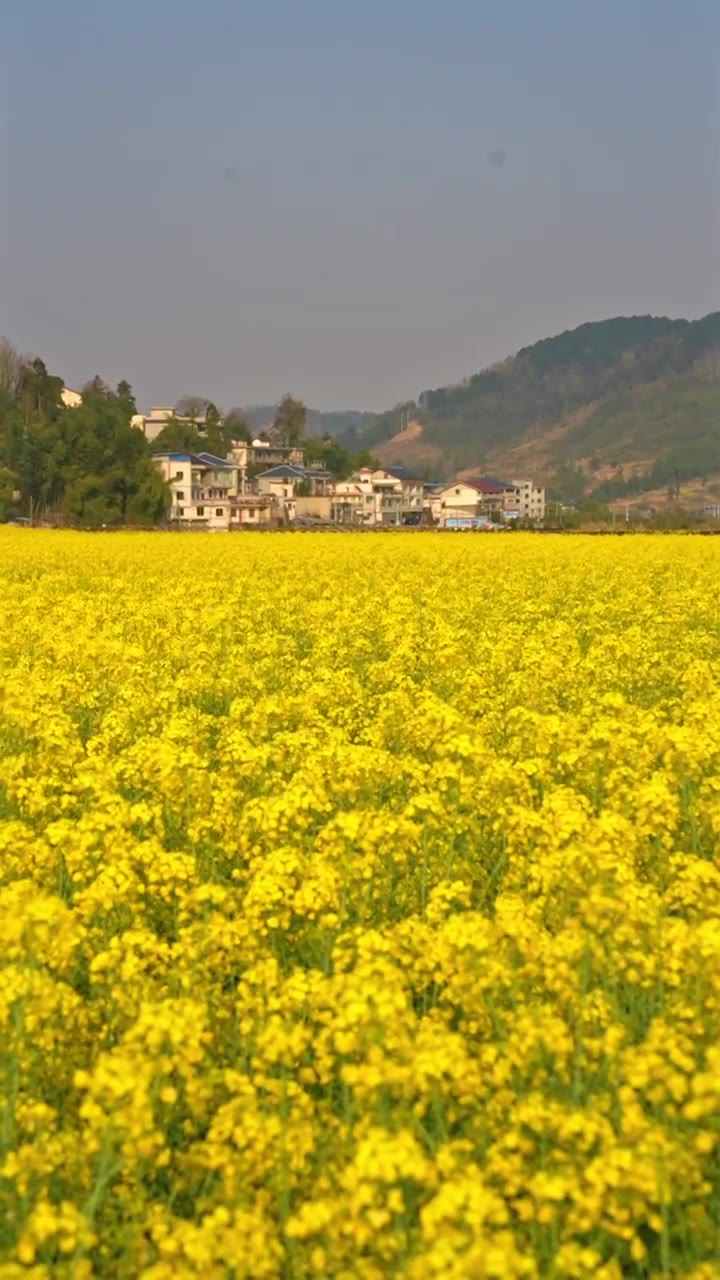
1,348,714,531
134,402,546,531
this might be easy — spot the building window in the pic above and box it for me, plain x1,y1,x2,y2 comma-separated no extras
196,506,205,516
176,491,184,501
175,471,183,480
455,487,461,495
177,507,184,516
215,508,223,517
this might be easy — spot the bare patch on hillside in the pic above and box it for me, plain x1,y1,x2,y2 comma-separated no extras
374,421,444,473
577,458,655,485
609,473,720,514
453,404,602,481
385,420,424,446
494,408,598,471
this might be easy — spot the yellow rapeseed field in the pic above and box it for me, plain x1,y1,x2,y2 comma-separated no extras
2,528,720,1279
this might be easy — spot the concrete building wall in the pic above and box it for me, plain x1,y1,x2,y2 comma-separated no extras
438,483,483,510
510,480,546,521
294,495,333,520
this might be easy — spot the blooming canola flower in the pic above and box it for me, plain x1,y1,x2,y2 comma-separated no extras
1,528,720,1277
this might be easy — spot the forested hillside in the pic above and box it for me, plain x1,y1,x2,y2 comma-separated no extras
349,313,720,499
0,344,168,525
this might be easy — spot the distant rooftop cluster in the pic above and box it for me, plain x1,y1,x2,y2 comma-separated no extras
150,441,546,531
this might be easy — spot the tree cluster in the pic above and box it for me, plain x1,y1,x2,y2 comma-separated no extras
303,434,379,480
0,341,168,526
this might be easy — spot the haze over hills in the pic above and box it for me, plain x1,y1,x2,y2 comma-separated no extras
338,312,720,503
237,405,377,439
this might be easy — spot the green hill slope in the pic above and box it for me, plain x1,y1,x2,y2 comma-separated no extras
353,313,720,498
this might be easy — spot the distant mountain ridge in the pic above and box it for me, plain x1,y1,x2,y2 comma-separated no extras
236,405,376,438
342,312,720,502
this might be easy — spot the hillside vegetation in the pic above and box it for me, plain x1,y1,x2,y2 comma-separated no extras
348,313,720,499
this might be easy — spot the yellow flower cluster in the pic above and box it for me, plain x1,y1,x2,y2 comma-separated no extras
2,528,720,1278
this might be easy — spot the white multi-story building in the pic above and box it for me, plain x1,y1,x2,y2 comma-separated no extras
510,479,546,522
132,406,216,443
348,466,425,526
153,451,276,529
332,482,369,524
132,407,173,441
153,451,232,528
230,439,306,469
229,440,306,494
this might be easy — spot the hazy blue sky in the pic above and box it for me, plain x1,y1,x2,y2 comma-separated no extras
2,0,718,411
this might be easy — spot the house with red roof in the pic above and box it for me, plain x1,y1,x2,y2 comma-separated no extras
434,477,545,526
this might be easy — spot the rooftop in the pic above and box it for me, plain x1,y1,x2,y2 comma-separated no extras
461,476,514,494
194,452,234,469
383,464,423,482
257,464,332,480
248,438,302,450
355,464,424,482
153,452,233,468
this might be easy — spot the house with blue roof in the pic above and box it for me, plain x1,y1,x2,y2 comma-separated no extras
153,451,277,529
256,464,333,499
